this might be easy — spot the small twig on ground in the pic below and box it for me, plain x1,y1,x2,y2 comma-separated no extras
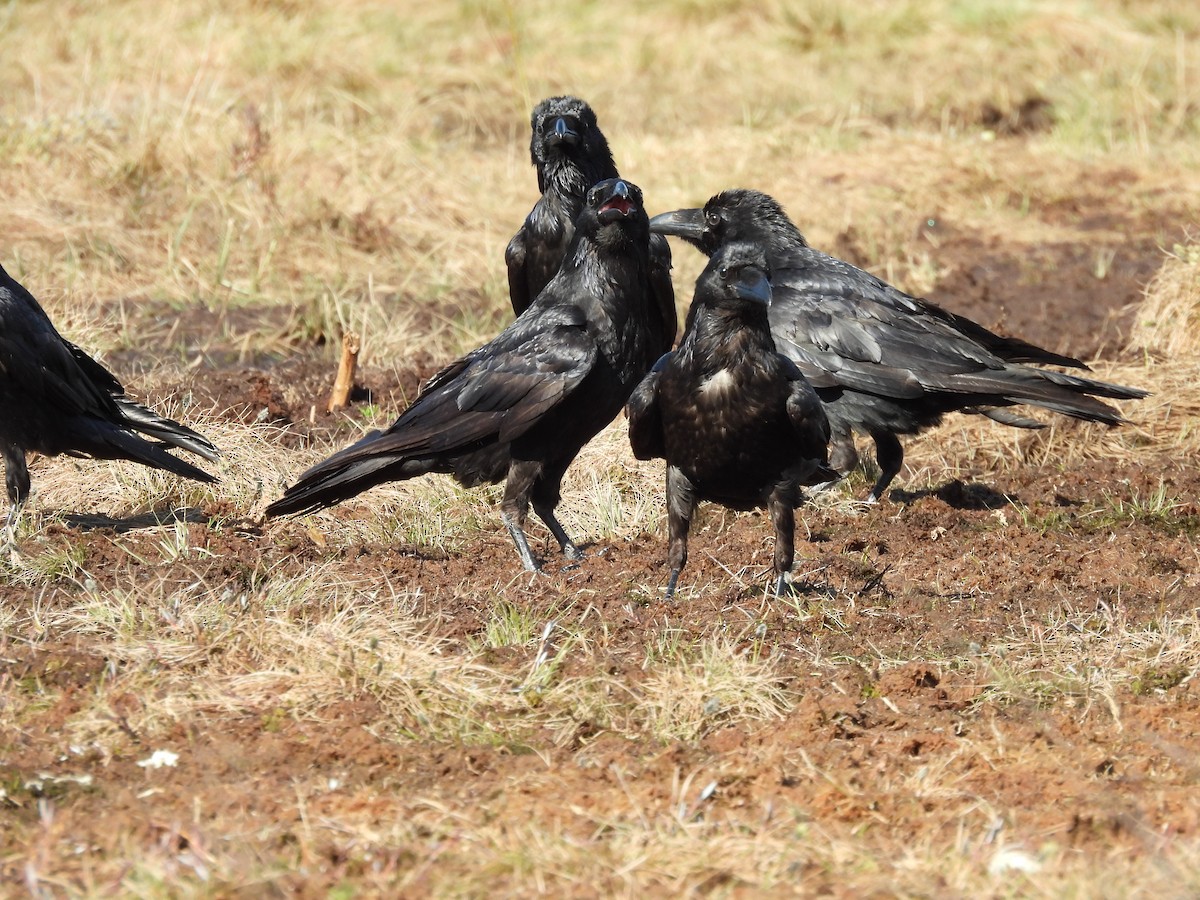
327,331,361,412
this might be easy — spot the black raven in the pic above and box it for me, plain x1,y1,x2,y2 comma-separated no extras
268,178,663,571
506,96,677,363
628,242,835,599
0,264,218,536
650,189,1147,502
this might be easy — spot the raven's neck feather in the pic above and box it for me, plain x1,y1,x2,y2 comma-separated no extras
539,150,619,202
569,230,647,279
550,228,649,321
682,308,777,368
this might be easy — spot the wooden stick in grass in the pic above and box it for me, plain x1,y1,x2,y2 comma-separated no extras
327,331,360,412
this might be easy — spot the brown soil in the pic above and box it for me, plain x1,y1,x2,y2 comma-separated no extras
838,195,1182,362
3,216,1197,895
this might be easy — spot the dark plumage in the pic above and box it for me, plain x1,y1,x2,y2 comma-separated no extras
268,179,663,571
0,264,218,536
628,242,835,599
506,96,677,365
650,190,1148,502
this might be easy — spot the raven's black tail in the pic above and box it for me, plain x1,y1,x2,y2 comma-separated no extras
117,400,220,462
924,366,1148,426
265,430,436,517
1001,368,1148,425
70,400,221,484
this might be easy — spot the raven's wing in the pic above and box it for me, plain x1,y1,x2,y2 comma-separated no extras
782,357,833,464
505,226,533,318
311,305,599,468
505,196,573,319
417,355,470,399
648,234,678,355
913,298,1087,369
770,248,1001,394
64,339,125,396
626,352,671,461
768,248,1144,415
0,271,218,476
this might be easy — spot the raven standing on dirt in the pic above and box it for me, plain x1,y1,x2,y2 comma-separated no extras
650,190,1147,502
268,179,663,572
506,96,677,362
0,264,219,538
628,242,835,599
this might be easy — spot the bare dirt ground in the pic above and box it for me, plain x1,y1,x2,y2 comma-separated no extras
4,188,1200,896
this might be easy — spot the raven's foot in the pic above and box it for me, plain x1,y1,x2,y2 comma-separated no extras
810,478,843,495
663,568,682,602
501,512,542,573
773,573,797,597
534,506,584,563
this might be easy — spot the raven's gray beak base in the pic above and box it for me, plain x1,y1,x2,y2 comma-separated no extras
648,208,705,241
546,116,579,147
735,270,771,307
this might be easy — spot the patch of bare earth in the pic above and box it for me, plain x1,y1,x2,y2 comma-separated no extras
836,172,1184,361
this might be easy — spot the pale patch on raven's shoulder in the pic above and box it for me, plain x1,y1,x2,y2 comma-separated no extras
699,368,737,395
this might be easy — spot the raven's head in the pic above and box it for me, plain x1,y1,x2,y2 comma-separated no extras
529,96,618,192
649,189,809,258
579,178,650,249
695,241,773,314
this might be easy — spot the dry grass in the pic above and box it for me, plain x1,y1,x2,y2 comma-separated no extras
5,0,1200,896
1130,239,1200,357
5,0,1200,363
636,634,791,741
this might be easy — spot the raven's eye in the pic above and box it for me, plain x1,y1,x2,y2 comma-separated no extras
705,211,720,228
718,266,731,280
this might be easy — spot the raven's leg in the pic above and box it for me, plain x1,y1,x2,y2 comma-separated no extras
534,505,583,560
500,461,541,572
665,466,696,601
767,486,797,597
530,463,582,561
866,432,904,504
2,445,30,546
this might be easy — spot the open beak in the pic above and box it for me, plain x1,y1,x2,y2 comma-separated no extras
598,180,636,222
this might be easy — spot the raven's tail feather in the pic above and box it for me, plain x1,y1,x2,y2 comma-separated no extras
116,400,220,462
1030,369,1149,402
1000,368,1147,425
265,450,435,517
970,407,1046,429
94,425,217,484
921,367,1148,426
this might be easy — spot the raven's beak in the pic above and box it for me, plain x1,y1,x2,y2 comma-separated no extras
648,208,705,242
735,268,772,307
546,116,579,147
598,180,635,222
